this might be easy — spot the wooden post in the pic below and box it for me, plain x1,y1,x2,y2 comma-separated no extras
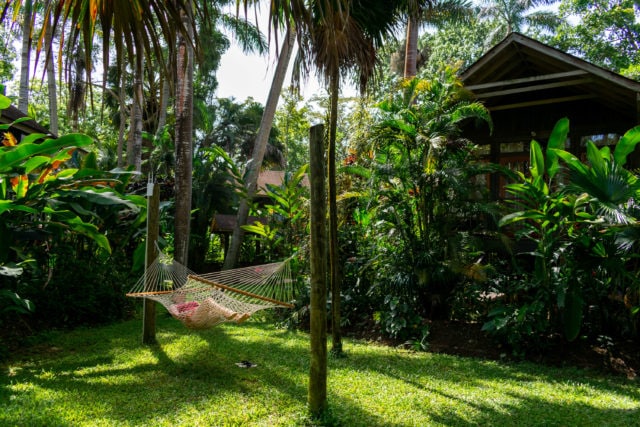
142,179,160,344
308,124,328,415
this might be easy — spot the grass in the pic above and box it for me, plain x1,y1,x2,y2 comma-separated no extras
1,313,639,427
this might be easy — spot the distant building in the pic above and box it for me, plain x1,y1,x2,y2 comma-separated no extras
1,105,52,141
461,32,640,199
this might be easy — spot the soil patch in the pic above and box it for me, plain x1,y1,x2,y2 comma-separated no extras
423,320,639,379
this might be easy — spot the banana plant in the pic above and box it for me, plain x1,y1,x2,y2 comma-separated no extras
0,94,144,261
497,117,584,341
497,118,640,342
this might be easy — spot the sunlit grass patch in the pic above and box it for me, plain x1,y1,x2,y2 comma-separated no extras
1,317,638,426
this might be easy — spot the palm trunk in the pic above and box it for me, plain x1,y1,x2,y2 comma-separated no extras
117,62,127,168
18,0,33,114
129,41,144,172
45,12,58,135
174,1,195,266
156,76,170,136
223,27,295,270
328,68,343,356
403,15,419,79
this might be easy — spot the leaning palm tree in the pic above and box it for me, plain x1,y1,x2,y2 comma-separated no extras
222,26,296,270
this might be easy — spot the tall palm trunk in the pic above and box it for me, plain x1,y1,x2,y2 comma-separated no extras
117,62,128,168
223,27,295,270
18,0,33,114
45,12,58,135
404,15,419,79
328,68,342,355
174,1,195,266
129,40,144,172
156,76,170,136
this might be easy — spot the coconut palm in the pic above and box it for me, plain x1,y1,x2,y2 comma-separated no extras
478,0,562,46
293,0,402,357
18,0,33,114
222,27,295,270
401,0,473,79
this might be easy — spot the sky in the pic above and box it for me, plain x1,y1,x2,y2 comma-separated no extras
214,6,315,104
215,41,322,104
214,6,356,104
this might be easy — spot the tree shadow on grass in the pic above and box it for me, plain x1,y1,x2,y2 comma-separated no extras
2,317,319,426
4,317,637,426
328,344,640,426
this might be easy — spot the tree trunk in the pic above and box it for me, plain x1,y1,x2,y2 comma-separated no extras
18,0,33,114
44,12,58,135
308,123,327,416
129,41,144,172
156,76,170,136
174,1,195,266
328,69,343,356
404,15,419,79
117,62,127,168
223,27,296,270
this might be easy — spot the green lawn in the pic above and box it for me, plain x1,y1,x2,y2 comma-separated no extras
1,314,638,426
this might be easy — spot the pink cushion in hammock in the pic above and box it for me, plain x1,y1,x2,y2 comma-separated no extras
174,301,199,313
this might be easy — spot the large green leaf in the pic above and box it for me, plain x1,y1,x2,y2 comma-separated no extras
613,125,640,167
545,117,569,180
585,140,606,175
68,219,111,253
0,134,93,173
58,189,139,210
529,140,544,179
0,94,10,109
550,149,588,176
0,200,38,216
23,155,53,174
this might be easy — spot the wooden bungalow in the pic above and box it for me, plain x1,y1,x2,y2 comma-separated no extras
460,32,640,199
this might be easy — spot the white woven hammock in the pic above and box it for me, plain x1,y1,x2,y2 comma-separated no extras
127,254,296,330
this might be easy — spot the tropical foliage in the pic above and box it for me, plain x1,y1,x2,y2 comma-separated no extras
485,118,640,352
0,93,146,341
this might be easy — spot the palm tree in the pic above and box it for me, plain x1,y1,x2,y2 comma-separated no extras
174,0,195,266
18,0,33,114
478,0,561,46
402,0,473,79
43,10,58,135
223,27,296,270
294,0,401,357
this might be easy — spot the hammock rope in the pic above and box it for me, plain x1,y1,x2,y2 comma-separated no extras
127,254,297,330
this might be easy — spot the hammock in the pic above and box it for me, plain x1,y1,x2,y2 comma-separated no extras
126,254,297,330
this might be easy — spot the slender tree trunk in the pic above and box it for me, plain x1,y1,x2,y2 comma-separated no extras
328,69,343,355
404,15,419,79
45,12,58,135
174,1,195,266
156,76,170,136
308,123,327,416
18,0,33,114
223,27,296,270
117,63,127,168
129,41,144,172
